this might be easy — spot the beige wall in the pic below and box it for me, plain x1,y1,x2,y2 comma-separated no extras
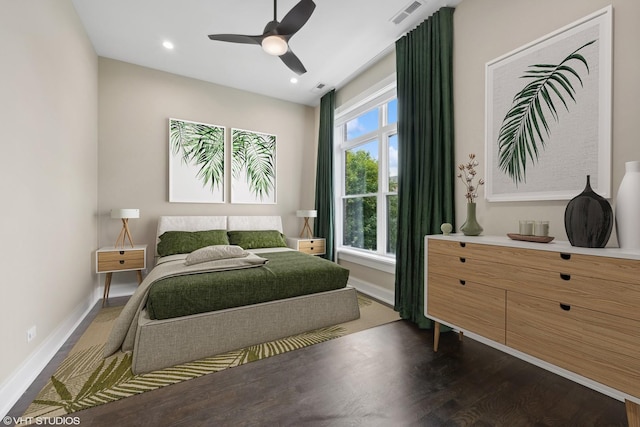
0,1,98,385
98,58,317,293
455,0,640,240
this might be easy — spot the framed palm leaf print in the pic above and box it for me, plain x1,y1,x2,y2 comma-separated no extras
485,6,612,201
169,118,225,203
231,128,277,204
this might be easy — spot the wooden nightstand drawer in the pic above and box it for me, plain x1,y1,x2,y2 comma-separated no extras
287,237,326,255
97,248,145,272
298,240,325,255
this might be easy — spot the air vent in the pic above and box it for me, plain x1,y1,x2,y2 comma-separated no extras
310,82,328,93
390,0,424,25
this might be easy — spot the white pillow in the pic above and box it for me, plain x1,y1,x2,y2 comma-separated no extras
185,245,249,266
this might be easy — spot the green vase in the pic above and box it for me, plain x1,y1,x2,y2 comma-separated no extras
460,202,483,236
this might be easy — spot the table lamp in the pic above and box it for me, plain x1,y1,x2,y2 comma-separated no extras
296,210,317,239
111,208,139,248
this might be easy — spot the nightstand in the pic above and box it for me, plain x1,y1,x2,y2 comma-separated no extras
96,244,147,306
286,237,326,256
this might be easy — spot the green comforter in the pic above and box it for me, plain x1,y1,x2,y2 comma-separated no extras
146,251,350,320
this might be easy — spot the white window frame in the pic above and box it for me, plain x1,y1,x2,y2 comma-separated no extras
334,76,397,270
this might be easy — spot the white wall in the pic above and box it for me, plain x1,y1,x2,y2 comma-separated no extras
0,0,98,407
98,58,317,294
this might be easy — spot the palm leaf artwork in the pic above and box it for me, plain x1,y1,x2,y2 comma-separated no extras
497,39,596,184
169,119,225,193
232,129,276,201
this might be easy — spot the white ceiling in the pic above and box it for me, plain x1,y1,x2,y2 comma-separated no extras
71,0,460,106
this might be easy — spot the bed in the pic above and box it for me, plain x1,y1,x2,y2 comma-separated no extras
104,215,360,374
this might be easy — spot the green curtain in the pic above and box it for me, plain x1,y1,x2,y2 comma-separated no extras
394,8,456,328
314,89,336,261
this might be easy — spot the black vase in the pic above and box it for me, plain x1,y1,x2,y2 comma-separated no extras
564,175,613,248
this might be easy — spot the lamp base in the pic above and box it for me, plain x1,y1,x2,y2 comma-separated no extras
299,217,313,239
114,218,135,248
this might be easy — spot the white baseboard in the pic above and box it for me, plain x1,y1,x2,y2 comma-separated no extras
0,291,99,418
348,277,394,307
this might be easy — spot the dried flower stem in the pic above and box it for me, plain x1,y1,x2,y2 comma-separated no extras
457,153,485,203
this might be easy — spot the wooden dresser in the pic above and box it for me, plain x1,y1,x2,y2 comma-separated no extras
424,234,640,426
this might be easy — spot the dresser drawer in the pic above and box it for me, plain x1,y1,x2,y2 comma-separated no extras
428,272,506,344
502,268,640,322
97,249,145,272
428,239,639,283
506,292,640,398
428,252,511,285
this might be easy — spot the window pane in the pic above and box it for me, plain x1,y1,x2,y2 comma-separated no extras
387,99,398,125
386,194,398,254
345,141,378,195
346,108,379,140
388,134,398,192
343,196,377,250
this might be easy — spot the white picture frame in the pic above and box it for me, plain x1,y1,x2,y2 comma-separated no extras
485,6,612,202
169,118,226,203
231,128,277,204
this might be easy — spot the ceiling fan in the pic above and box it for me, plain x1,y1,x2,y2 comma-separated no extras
208,0,316,75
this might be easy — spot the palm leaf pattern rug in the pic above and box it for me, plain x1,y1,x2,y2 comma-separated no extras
23,294,398,419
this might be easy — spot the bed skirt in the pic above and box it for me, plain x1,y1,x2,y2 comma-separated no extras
131,286,360,374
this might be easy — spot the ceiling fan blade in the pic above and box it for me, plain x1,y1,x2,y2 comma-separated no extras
276,0,316,36
279,49,307,75
207,34,263,45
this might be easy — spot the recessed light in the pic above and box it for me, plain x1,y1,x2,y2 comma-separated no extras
162,41,174,50
290,77,298,84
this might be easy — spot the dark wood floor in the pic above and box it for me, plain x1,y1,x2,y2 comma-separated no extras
9,298,627,427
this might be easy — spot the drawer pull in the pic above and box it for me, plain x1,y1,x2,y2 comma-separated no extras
459,280,466,286
560,273,571,281
560,253,571,260
310,247,314,250
460,242,466,248
560,303,571,311
459,257,466,263
119,260,125,265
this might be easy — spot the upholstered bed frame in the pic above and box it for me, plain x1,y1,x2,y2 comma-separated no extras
128,215,360,374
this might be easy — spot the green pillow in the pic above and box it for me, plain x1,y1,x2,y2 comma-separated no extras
227,230,287,250
157,230,230,256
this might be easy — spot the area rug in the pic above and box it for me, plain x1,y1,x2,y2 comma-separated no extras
22,294,399,419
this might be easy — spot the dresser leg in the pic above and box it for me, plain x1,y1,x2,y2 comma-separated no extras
136,270,143,285
626,400,640,427
459,331,464,342
433,321,441,352
102,272,112,307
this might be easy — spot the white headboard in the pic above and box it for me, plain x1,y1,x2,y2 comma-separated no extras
156,215,284,240
227,216,283,233
156,216,227,239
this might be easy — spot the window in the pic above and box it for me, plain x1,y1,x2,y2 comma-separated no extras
335,85,398,259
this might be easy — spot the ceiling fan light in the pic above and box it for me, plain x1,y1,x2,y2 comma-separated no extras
262,35,288,56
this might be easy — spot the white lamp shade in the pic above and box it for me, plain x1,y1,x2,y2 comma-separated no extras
111,209,140,219
261,35,288,56
296,210,317,218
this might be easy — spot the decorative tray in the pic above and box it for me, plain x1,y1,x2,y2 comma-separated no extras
507,233,555,243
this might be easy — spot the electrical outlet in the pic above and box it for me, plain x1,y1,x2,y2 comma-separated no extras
27,326,36,343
